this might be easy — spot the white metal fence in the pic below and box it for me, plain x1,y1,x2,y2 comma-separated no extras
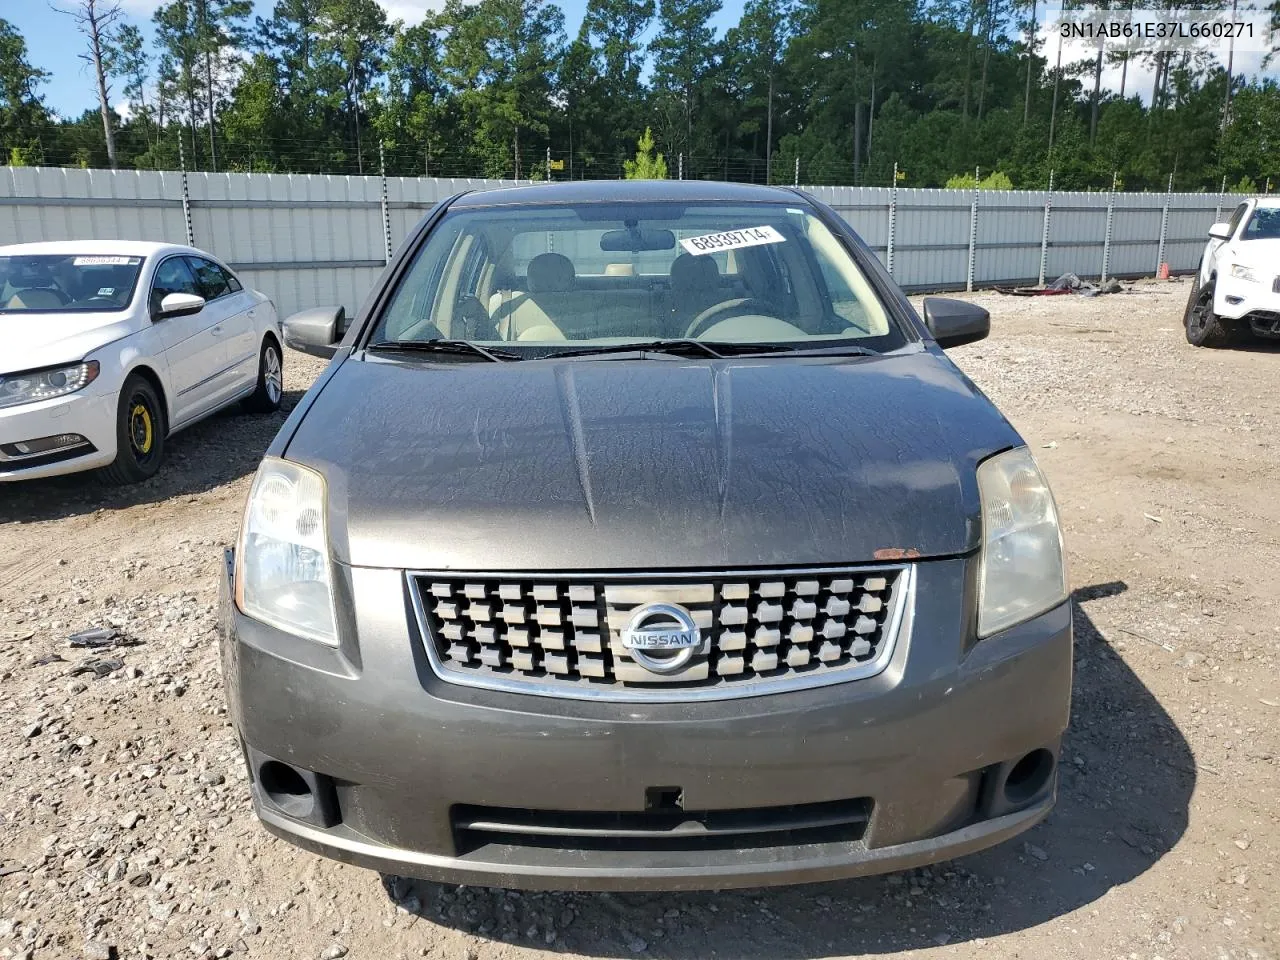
1,166,1228,319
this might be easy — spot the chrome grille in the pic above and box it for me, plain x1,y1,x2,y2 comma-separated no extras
409,566,911,701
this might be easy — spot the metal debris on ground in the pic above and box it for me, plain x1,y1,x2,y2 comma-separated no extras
69,627,141,649
32,653,66,666
67,657,125,678
995,273,1126,297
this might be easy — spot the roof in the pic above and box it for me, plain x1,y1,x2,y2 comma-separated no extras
1252,197,1280,209
451,179,806,208
0,240,198,257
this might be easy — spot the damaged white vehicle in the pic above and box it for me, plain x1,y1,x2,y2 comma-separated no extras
0,241,282,483
1185,197,1280,347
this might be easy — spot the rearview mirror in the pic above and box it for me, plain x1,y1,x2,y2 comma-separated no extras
155,291,205,319
284,305,348,359
599,228,676,252
922,297,990,349
1207,221,1233,241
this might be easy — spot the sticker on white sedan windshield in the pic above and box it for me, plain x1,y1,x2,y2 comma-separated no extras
97,287,115,296
73,256,140,266
679,225,784,256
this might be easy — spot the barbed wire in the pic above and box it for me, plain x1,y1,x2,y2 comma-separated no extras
5,137,1270,193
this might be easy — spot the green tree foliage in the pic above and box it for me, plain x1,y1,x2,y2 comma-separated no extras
945,169,1014,189
623,126,668,178
0,17,51,160
442,0,566,178
3,2,1279,190
649,0,720,155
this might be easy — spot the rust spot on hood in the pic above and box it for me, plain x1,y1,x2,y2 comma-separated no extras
873,547,921,561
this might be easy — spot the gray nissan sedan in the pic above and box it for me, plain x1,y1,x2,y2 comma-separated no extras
219,181,1072,892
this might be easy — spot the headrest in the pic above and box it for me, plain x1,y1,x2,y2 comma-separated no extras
670,253,719,291
527,253,575,293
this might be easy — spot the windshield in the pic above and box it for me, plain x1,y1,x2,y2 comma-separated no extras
1242,207,1280,241
371,201,906,354
0,254,144,313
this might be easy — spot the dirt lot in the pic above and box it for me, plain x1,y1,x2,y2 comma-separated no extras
1,278,1277,960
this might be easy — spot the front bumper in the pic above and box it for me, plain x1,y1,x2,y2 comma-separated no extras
1214,273,1280,334
0,389,117,481
219,552,1073,891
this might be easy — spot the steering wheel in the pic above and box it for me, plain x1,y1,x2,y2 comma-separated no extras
684,298,778,339
79,296,118,306
453,295,499,341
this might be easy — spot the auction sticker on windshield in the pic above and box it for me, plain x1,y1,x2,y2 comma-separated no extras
73,256,140,266
680,225,784,256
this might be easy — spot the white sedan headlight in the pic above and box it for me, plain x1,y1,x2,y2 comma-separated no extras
235,458,338,645
0,361,99,410
976,447,1068,637
1230,263,1260,283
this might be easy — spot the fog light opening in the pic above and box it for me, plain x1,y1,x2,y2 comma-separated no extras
258,760,316,819
1003,749,1055,805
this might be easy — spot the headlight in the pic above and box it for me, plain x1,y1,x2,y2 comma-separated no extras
1230,263,1260,283
976,447,1067,637
0,361,99,410
234,458,337,645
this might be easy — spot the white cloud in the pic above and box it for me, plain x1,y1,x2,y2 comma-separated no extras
372,0,450,27
117,0,169,15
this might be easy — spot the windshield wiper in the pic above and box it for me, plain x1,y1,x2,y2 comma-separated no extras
549,339,799,360
367,339,522,362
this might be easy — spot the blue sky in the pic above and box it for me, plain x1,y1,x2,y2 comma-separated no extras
9,0,745,119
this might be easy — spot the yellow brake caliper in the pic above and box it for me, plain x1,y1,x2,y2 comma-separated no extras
130,403,153,455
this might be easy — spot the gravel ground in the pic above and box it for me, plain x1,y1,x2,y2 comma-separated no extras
1,278,1277,960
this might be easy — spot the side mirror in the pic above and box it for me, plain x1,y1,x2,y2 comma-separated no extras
922,297,990,349
1207,222,1233,241
155,291,205,319
283,306,348,359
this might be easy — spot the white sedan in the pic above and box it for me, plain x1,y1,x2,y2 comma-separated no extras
0,240,282,483
1185,196,1280,347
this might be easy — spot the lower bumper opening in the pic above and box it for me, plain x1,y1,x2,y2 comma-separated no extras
1246,310,1280,337
452,797,872,856
0,434,97,470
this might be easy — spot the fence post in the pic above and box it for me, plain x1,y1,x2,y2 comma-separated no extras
1100,171,1117,284
178,135,194,247
1155,172,1173,277
886,161,898,278
965,178,979,293
379,141,392,265
1038,169,1054,287
678,153,684,181
1213,174,1227,223
794,156,799,187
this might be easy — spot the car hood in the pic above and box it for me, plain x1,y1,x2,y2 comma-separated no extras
1235,237,1280,266
0,310,138,374
286,349,1022,570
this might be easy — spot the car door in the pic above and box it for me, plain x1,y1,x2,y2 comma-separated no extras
149,256,229,425
186,256,257,402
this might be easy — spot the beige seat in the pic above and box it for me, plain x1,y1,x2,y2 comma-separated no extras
493,253,574,340
6,288,65,309
493,253,663,341
666,254,724,334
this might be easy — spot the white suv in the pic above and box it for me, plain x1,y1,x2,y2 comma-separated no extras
1185,197,1280,347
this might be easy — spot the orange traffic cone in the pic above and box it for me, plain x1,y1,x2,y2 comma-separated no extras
1158,262,1170,280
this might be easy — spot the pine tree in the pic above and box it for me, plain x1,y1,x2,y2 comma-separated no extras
623,126,669,178
54,0,124,168
649,0,721,156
